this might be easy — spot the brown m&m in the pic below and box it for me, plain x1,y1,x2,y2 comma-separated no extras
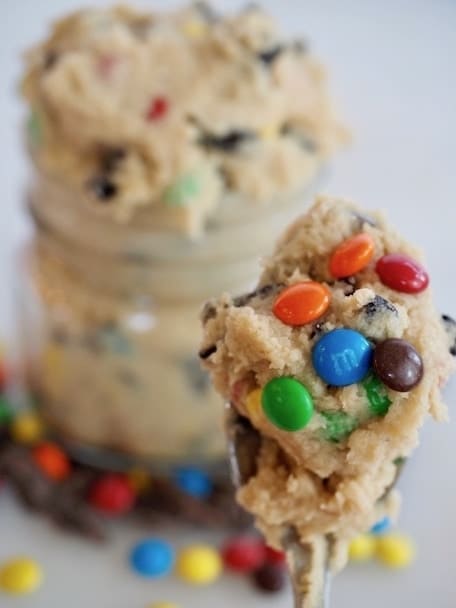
373,338,423,392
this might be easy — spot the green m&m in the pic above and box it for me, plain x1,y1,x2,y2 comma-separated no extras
321,411,358,442
261,377,314,432
362,373,392,416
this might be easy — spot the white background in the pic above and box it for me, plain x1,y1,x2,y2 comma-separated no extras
1,1,456,607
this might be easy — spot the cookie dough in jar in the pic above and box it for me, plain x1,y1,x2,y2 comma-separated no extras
17,3,346,470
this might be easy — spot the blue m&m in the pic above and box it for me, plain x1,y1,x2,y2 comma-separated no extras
173,466,212,499
130,538,175,578
370,516,392,535
312,328,373,386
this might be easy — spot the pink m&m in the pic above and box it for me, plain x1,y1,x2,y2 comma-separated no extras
376,254,429,294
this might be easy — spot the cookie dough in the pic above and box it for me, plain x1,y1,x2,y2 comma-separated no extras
22,3,346,236
201,196,454,568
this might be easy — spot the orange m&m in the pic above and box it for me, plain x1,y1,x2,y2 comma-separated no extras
32,442,71,481
273,282,330,326
329,233,375,278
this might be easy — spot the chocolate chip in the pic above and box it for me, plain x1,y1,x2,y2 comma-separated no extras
373,338,423,392
257,45,284,66
199,345,217,360
43,51,58,70
201,302,217,324
233,284,280,307
362,295,398,318
442,314,456,356
199,130,255,152
89,176,117,201
252,563,286,593
100,147,126,173
309,322,326,340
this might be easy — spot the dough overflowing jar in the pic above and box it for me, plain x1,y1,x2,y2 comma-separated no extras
17,4,345,472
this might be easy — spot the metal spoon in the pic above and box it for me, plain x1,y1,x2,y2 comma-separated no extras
225,403,331,608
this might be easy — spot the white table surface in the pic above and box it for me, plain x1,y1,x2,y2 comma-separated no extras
1,1,456,607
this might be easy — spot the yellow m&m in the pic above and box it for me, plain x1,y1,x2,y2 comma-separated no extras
176,544,222,585
0,557,43,595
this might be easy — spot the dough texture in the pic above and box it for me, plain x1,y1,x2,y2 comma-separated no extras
201,196,454,565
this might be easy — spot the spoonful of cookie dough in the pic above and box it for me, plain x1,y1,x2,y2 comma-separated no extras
200,196,454,605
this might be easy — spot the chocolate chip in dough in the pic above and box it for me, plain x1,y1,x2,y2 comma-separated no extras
199,130,255,153
442,314,456,356
257,45,284,66
88,176,117,201
198,345,217,360
362,295,398,318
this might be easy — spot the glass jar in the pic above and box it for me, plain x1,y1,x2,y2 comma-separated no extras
17,169,322,473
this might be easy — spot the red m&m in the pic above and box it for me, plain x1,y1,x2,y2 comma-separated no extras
376,254,429,294
88,473,136,515
32,442,71,481
273,282,330,326
222,537,266,573
146,97,169,121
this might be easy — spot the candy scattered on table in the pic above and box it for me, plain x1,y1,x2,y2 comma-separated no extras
375,534,416,568
329,233,375,278
370,516,392,535
273,281,330,326
252,562,286,593
88,473,136,515
0,395,13,424
11,411,45,444
263,545,286,564
221,536,266,573
348,534,376,562
261,377,314,431
32,441,71,481
373,338,423,392
127,468,152,494
130,538,175,578
173,466,212,499
376,253,429,294
0,557,43,595
176,544,222,585
312,328,373,386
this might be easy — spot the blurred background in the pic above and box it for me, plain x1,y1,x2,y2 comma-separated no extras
0,1,455,607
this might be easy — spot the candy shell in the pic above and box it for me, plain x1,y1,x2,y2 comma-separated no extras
312,328,373,386
262,377,314,432
329,233,375,278
252,563,286,593
370,516,392,535
11,411,45,445
376,253,429,294
0,557,43,595
32,442,71,481
222,537,266,573
373,338,423,392
273,282,330,326
173,466,212,499
130,539,175,578
348,534,376,562
375,534,416,568
176,545,222,586
89,473,136,515
264,545,286,564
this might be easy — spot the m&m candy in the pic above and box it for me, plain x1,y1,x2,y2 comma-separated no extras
221,537,266,573
173,466,212,499
312,329,373,386
376,253,429,294
252,562,286,593
88,473,136,515
130,538,175,578
264,545,286,564
261,377,314,432
370,516,392,535
32,442,71,481
0,557,43,595
11,412,45,445
146,96,169,121
373,338,423,392
273,282,330,326
329,233,375,278
348,534,376,562
176,544,222,586
362,373,392,416
375,534,416,568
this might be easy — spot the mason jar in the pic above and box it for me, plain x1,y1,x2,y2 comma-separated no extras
15,167,323,474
